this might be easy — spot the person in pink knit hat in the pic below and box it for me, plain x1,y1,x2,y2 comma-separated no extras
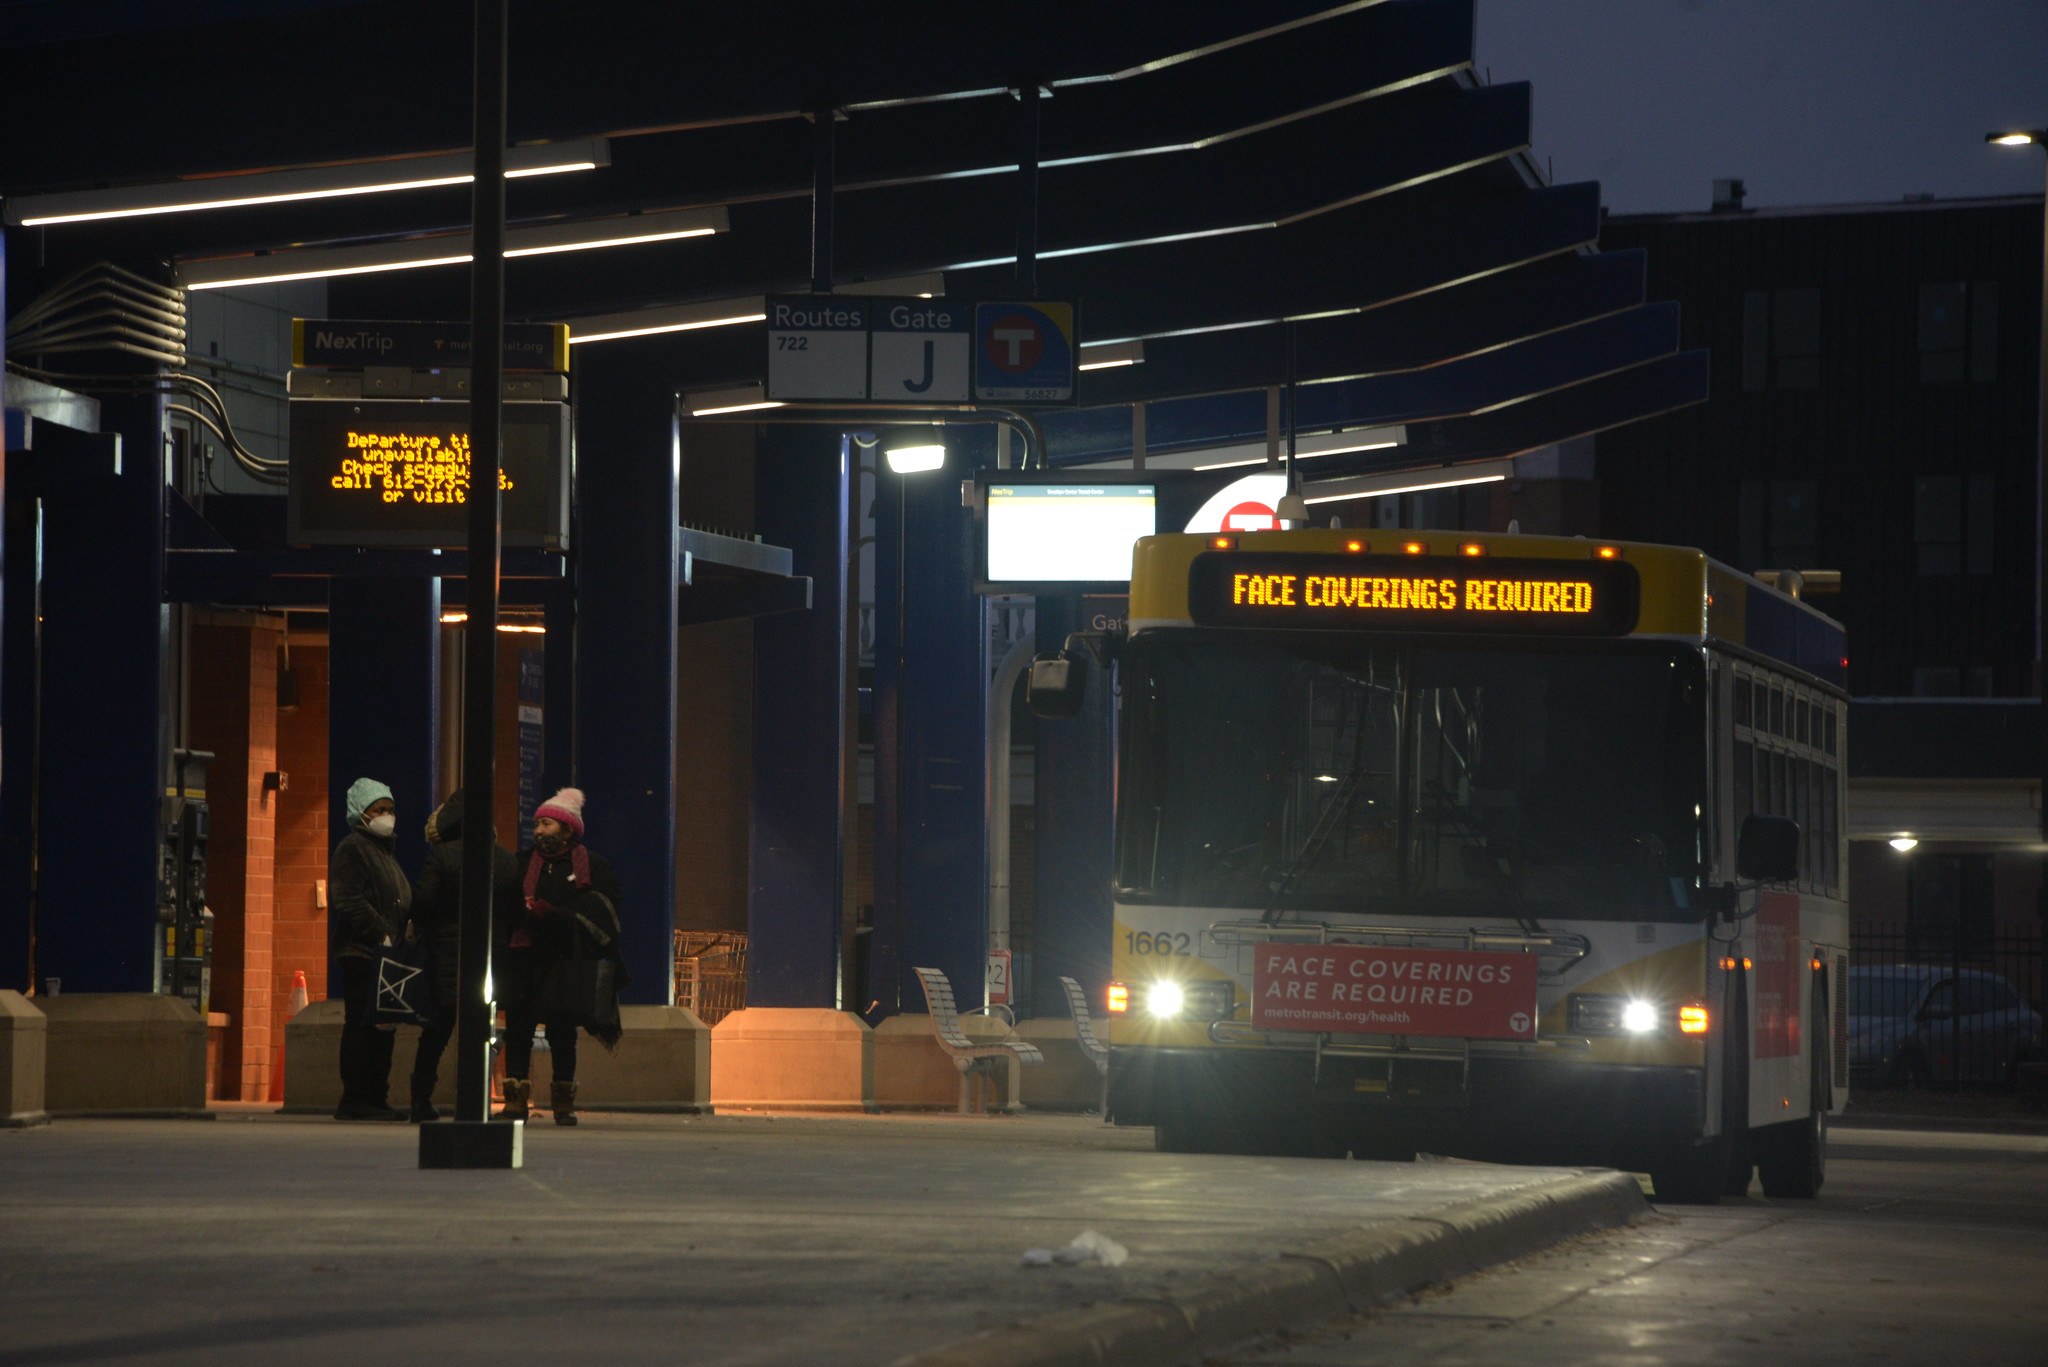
495,787,625,1125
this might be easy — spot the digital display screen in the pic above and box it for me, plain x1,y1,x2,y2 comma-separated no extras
984,482,1156,587
1187,553,1639,635
287,399,570,550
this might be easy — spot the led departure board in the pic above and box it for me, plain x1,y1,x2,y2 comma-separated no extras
1186,553,1639,635
287,399,570,549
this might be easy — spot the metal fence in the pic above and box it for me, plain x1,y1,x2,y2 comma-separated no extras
672,930,748,1025
1850,922,2046,1089
1853,924,2045,1008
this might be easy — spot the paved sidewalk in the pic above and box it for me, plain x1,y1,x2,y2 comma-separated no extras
0,1111,1642,1367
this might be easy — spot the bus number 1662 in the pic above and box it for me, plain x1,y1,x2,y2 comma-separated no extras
1124,931,1191,956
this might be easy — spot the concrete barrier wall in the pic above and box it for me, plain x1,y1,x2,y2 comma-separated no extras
1014,1017,1105,1113
710,1008,874,1111
284,999,712,1113
871,1013,1027,1110
521,1006,711,1111
0,991,49,1126
41,994,206,1116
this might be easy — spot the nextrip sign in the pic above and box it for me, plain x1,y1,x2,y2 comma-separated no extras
1187,552,1640,636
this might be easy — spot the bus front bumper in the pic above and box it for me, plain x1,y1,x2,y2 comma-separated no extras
1109,1046,1706,1169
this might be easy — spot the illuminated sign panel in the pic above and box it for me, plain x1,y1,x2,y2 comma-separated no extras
287,399,570,549
985,483,1156,586
1187,553,1638,635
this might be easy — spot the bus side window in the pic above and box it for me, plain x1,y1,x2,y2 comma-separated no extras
1734,740,1754,831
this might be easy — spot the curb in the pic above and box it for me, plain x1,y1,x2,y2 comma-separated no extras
893,1169,1648,1367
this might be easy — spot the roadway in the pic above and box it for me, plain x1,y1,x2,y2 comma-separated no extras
1221,1121,2048,1366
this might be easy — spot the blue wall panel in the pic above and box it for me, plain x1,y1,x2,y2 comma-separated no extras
748,429,850,1009
326,576,439,977
1028,594,1118,1020
570,345,679,1004
34,393,166,992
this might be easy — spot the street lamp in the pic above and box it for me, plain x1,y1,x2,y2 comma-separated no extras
1986,128,2048,842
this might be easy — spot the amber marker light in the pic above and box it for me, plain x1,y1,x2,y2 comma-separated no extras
1811,957,1824,971
1106,982,1130,1014
1345,539,1365,553
1678,1004,1710,1035
1719,956,1738,972
1211,536,1234,550
1460,542,1485,557
1741,957,1754,971
1595,545,1620,559
1402,540,1426,555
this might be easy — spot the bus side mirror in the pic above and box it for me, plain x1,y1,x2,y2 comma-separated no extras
1737,814,1800,883
1026,651,1086,719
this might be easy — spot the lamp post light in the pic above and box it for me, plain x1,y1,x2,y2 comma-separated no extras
1986,129,2048,842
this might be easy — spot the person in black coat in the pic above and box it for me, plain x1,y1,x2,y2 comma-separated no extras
497,787,626,1126
404,789,519,1123
330,776,411,1121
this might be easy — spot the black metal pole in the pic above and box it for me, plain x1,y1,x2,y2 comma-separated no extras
811,107,835,295
1016,81,1040,298
456,0,506,1129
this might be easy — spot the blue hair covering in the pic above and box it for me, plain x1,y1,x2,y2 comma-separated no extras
345,777,394,830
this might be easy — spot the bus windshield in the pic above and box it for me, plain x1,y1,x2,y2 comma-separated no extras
1116,632,1707,920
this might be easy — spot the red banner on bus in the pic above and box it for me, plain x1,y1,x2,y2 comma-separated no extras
1250,944,1539,1039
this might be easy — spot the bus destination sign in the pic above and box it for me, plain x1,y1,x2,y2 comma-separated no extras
1187,552,1639,636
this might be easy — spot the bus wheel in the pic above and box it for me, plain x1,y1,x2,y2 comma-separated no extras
1757,1033,1828,1199
1650,1138,1727,1205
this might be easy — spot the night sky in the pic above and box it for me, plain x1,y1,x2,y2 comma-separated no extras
1475,0,2048,214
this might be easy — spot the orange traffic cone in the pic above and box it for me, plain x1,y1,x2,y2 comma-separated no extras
268,971,311,1104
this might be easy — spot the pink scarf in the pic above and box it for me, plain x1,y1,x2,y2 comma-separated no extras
512,842,592,948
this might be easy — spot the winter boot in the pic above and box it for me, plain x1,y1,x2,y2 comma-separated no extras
499,1077,531,1121
550,1080,579,1126
408,1079,440,1124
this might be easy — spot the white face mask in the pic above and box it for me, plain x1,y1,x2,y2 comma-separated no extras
366,813,397,838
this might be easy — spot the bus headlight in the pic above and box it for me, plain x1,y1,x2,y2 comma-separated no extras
1146,980,1186,1018
1568,994,1708,1036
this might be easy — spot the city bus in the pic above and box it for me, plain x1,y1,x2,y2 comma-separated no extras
1062,527,1847,1203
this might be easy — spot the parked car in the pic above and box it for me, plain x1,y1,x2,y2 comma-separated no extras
1848,965,2043,1088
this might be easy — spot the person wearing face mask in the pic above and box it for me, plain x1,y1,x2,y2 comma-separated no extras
496,787,625,1125
330,776,412,1121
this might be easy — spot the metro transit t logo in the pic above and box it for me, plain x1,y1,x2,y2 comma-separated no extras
972,301,1076,402
984,315,1045,372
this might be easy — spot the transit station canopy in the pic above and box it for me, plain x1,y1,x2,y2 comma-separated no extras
1,0,1707,484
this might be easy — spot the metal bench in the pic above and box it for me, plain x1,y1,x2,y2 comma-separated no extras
1058,975,1111,1120
912,966,1043,1114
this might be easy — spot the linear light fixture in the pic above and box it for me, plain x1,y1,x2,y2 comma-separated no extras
8,140,610,228
1301,457,1515,506
1064,423,1405,473
684,382,784,417
564,272,946,346
1078,340,1145,371
1193,425,1407,471
179,204,726,290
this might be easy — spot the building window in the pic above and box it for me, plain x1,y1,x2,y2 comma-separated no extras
1742,288,1822,391
1919,281,1999,384
1738,478,1819,569
1913,473,1994,576
1907,853,1994,956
